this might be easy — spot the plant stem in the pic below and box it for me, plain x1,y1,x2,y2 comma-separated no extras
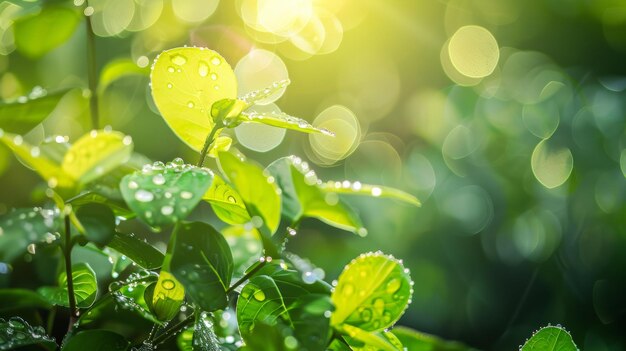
63,215,78,331
85,8,99,130
196,124,222,167
152,313,195,347
226,259,267,294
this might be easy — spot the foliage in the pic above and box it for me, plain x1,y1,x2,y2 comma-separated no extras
0,3,587,350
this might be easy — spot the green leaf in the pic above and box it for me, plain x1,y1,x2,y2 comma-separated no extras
76,203,116,246
169,221,234,312
193,312,221,351
321,181,421,207
0,289,52,313
13,5,81,59
521,325,578,351
202,174,250,225
218,151,281,235
237,264,332,351
237,109,334,136
177,327,194,351
331,252,413,332
62,129,134,186
61,330,129,351
340,324,402,351
106,232,164,270
390,326,475,351
238,321,300,351
151,270,184,322
99,58,150,94
0,131,73,188
0,89,70,134
150,47,237,151
238,79,291,107
267,156,364,234
0,207,62,262
0,317,56,350
37,262,98,308
120,159,213,230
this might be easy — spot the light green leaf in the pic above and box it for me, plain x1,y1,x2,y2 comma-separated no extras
0,317,56,350
203,174,250,225
238,79,291,107
76,203,116,246
151,270,184,322
61,330,129,351
177,327,194,351
62,129,134,186
99,58,150,94
150,47,237,151
521,325,578,351
237,109,334,136
120,159,213,230
0,89,70,134
340,324,401,351
37,262,98,308
106,232,164,270
13,5,81,59
267,156,364,234
331,252,413,332
321,181,421,207
169,221,234,312
0,207,62,262
237,321,299,351
0,289,52,313
222,225,262,277
391,326,475,351
0,131,73,188
218,151,281,235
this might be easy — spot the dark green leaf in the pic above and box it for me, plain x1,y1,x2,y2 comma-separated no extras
120,159,213,230
203,174,250,225
76,203,116,246
331,252,413,332
391,326,475,351
106,232,164,270
521,325,578,351
13,5,81,59
0,89,70,134
0,207,62,262
61,330,129,351
218,151,281,235
0,317,56,350
0,289,52,313
169,221,233,312
267,156,364,234
37,262,97,308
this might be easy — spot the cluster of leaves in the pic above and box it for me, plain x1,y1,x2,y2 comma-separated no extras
0,20,582,349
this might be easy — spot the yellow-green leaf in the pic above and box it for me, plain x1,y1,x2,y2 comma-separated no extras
202,174,250,225
321,181,421,207
98,58,150,94
151,270,185,322
150,47,237,151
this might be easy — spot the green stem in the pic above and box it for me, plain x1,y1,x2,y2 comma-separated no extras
196,124,222,167
63,215,78,331
85,7,99,129
152,313,195,347
226,259,267,294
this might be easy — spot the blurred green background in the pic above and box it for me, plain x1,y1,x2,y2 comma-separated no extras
1,0,626,349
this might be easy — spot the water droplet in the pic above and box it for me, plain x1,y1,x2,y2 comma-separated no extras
386,278,402,294
135,190,154,202
198,61,210,77
342,283,354,296
13,135,23,145
122,135,132,145
371,187,382,197
180,191,193,199
30,147,40,157
227,196,236,203
161,206,174,216
210,73,218,80
152,173,166,185
187,101,195,108
253,289,265,301
161,279,175,290
128,181,138,189
27,243,36,254
211,56,221,66
360,308,372,321
167,83,173,89
167,66,175,73
171,54,187,66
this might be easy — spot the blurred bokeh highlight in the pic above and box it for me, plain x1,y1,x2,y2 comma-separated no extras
1,0,626,349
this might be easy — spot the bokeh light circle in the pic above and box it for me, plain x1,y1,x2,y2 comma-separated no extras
448,25,499,79
235,104,287,152
531,139,574,189
309,105,360,165
235,49,288,105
